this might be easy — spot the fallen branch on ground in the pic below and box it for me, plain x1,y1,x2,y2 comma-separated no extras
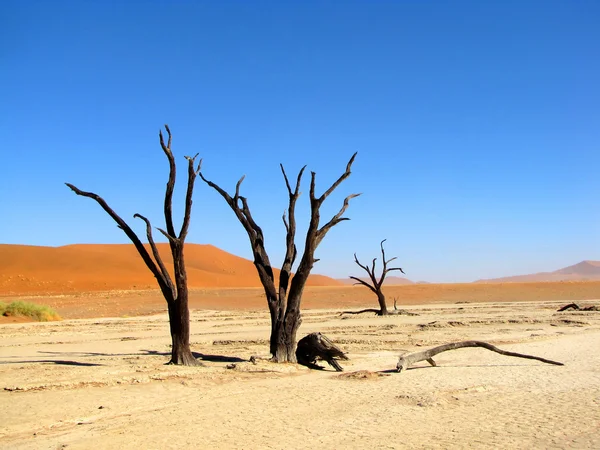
341,299,418,316
340,308,418,316
396,340,564,372
557,303,599,312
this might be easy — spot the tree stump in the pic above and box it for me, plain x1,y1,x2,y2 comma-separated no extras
296,332,349,371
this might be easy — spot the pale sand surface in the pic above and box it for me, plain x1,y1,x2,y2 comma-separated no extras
1,300,600,449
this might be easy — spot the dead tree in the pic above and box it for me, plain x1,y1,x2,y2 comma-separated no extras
296,332,348,371
396,340,564,372
66,125,201,366
200,154,360,363
349,239,404,315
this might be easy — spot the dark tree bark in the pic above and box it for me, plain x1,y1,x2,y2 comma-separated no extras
349,239,404,315
296,332,349,371
557,303,600,312
200,154,360,362
66,125,202,366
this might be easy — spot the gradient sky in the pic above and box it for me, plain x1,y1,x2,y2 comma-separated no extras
1,1,598,283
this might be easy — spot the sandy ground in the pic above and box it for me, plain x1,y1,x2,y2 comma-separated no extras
1,298,600,449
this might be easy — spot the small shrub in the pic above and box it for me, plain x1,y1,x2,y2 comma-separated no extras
0,301,62,321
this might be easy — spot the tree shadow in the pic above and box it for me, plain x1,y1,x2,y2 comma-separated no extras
139,349,246,363
30,350,246,364
36,350,140,358
0,359,103,367
297,361,328,371
195,353,247,363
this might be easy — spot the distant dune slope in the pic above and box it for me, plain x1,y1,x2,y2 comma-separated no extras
0,244,341,294
476,260,600,283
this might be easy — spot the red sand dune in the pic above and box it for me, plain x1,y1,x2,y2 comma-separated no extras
0,244,341,295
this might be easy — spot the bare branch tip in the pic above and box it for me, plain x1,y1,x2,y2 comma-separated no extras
185,153,200,162
235,175,246,196
347,152,358,168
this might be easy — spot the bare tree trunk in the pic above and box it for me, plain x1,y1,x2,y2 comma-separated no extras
167,295,197,365
273,324,296,363
268,301,280,357
167,244,201,366
273,290,303,363
377,292,388,315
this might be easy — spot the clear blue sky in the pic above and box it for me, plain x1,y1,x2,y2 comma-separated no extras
1,1,598,283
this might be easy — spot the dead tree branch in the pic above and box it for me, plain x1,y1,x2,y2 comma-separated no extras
396,340,564,372
64,184,173,298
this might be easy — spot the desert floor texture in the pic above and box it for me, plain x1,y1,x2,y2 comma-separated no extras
1,285,600,449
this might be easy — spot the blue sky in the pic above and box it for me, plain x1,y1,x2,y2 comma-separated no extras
1,1,598,283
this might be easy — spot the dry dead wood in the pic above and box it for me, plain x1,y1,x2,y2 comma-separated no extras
558,303,581,312
396,340,564,372
296,332,349,371
557,303,599,312
341,298,418,316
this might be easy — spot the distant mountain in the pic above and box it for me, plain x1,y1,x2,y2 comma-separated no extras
337,276,414,286
475,260,600,283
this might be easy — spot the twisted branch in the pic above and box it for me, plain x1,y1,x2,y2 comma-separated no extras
159,125,177,239
397,341,564,372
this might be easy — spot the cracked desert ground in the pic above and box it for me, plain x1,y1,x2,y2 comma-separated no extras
1,283,600,449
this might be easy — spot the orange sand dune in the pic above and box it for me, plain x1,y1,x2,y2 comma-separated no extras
0,243,341,295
